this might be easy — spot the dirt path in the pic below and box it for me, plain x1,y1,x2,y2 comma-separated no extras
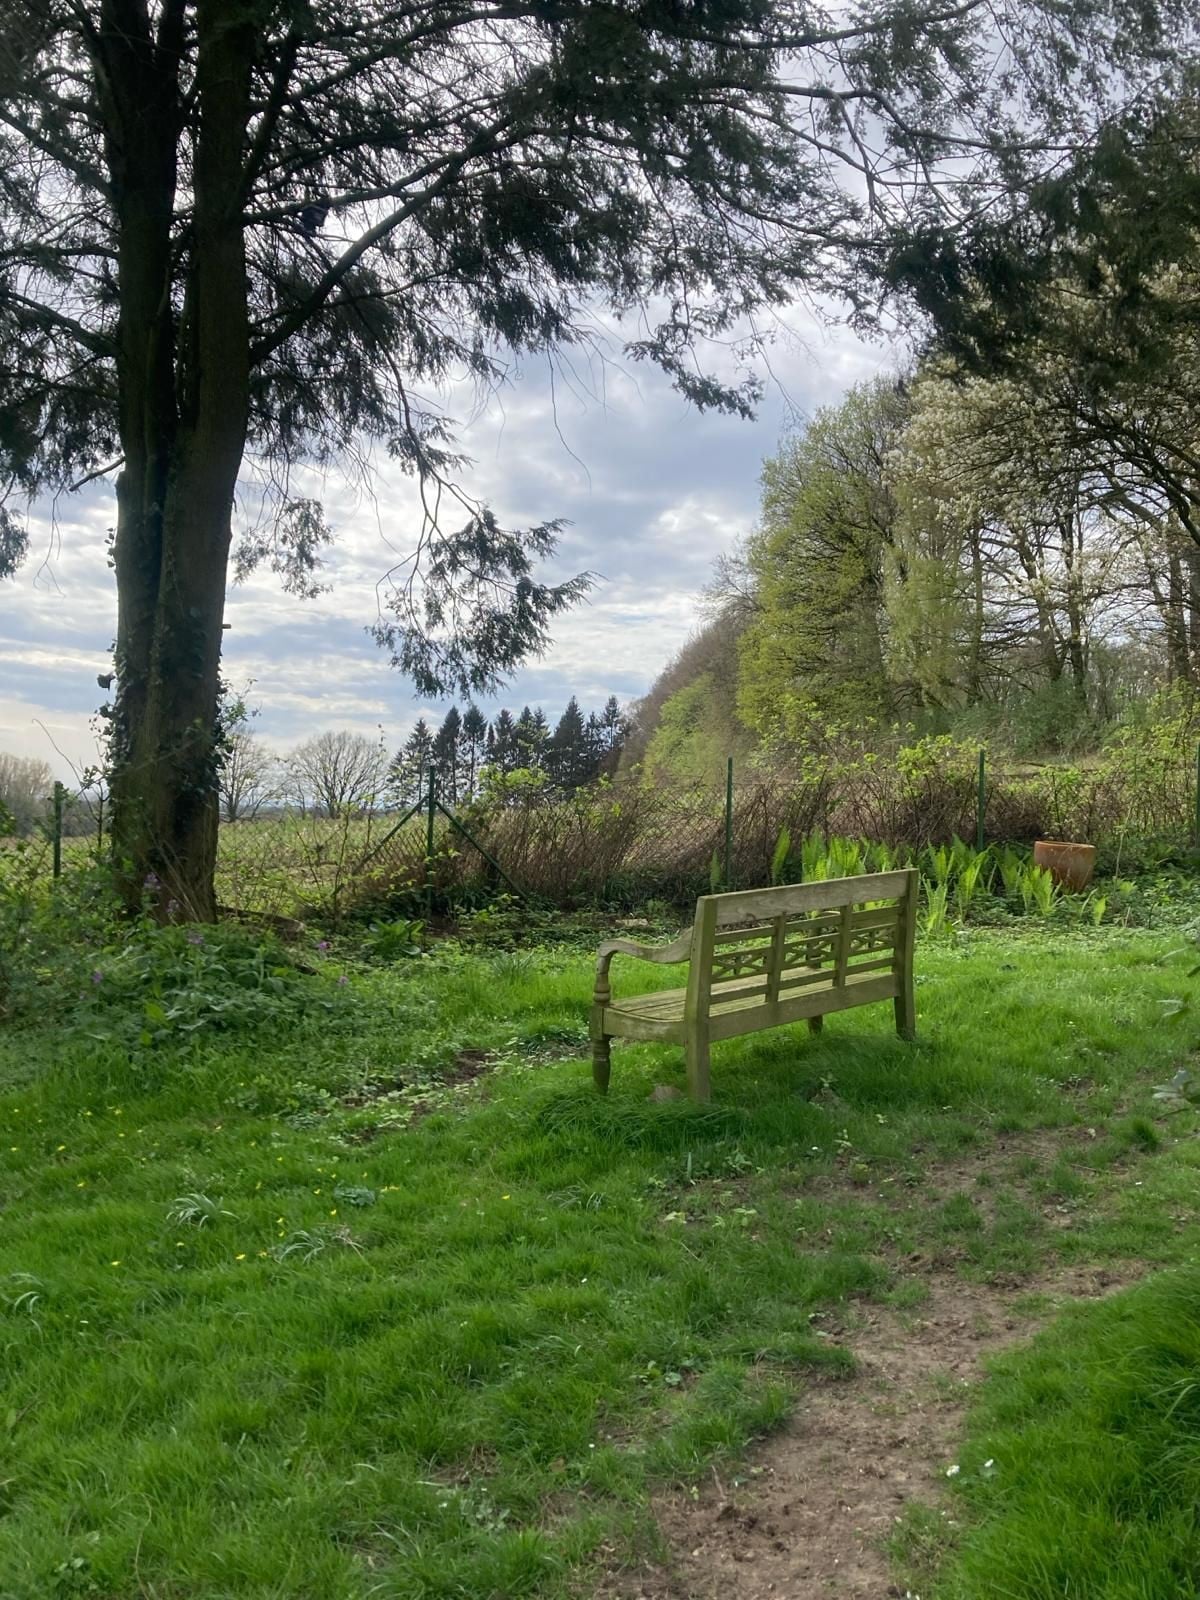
602,1262,1139,1599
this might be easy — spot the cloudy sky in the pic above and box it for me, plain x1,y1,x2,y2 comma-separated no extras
2,314,889,782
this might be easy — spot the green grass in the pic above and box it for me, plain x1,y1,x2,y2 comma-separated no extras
915,1267,1200,1599
3,922,1200,1596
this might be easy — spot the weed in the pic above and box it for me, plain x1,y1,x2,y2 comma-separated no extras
166,1193,235,1228
364,918,425,961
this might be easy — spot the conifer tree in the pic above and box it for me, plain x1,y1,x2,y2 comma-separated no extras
547,696,589,791
431,707,462,802
488,709,519,776
390,718,434,805
460,705,489,798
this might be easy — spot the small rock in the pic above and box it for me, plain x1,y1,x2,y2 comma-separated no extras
649,1084,685,1102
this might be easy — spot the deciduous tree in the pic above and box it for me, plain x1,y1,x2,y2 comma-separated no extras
219,729,279,823
288,731,387,818
1,0,1179,914
0,753,53,836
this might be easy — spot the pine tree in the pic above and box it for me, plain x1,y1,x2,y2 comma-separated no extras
584,711,605,776
514,707,549,771
600,696,626,754
390,718,433,805
431,707,462,803
488,709,518,775
460,705,489,798
547,696,588,791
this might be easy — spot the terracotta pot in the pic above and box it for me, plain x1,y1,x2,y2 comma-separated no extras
1033,839,1096,892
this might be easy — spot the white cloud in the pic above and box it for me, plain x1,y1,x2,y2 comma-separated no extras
4,312,892,779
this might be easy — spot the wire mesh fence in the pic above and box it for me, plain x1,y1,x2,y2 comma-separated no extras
310,741,1200,918
21,734,1200,923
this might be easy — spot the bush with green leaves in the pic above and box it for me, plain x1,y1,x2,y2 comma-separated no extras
77,922,354,1046
1,857,355,1045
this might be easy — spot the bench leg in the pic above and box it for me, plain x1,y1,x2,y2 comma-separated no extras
894,982,916,1042
592,1034,612,1093
807,1015,824,1036
685,1035,711,1102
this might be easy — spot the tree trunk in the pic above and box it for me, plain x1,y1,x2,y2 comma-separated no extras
1187,541,1200,681
107,0,254,919
1165,548,1193,686
966,524,985,704
1061,516,1088,708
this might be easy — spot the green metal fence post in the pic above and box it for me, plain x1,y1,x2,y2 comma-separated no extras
976,749,986,853
723,756,734,891
52,781,64,879
425,772,437,921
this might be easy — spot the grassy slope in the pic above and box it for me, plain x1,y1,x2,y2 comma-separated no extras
926,1266,1200,1599
1,927,1199,1597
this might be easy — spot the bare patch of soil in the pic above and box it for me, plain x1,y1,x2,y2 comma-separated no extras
337,1049,502,1139
601,1248,1143,1598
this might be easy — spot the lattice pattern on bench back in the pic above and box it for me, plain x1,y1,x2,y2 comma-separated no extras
701,877,910,1007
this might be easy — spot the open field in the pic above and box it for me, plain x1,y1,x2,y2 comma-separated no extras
4,910,1200,1596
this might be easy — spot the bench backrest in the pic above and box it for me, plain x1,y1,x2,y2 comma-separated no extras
684,870,918,1017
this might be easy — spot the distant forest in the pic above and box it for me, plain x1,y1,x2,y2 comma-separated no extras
624,360,1200,788
392,696,627,804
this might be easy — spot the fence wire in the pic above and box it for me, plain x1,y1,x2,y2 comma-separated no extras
26,741,1200,921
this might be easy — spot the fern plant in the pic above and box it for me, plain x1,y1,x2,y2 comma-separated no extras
953,852,991,922
996,846,1027,903
800,834,831,882
919,878,950,937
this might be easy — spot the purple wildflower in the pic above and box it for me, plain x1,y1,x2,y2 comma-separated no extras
186,930,205,946
90,969,103,985
337,974,349,986
166,898,180,919
316,940,330,953
143,871,161,891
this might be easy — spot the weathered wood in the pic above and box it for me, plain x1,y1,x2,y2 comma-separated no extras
765,913,787,1005
894,864,919,1041
683,898,718,1102
592,1033,612,1092
708,872,912,925
589,869,919,1098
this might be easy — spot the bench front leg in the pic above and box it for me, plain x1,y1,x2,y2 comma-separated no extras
894,866,919,1040
591,954,615,1095
592,1032,612,1093
685,1026,711,1102
591,934,692,1095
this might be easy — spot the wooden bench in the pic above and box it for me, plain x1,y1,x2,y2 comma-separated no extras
590,870,918,1101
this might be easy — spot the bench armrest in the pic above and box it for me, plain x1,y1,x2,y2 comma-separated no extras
593,932,692,1008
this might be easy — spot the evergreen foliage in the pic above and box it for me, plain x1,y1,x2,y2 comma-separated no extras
392,696,627,804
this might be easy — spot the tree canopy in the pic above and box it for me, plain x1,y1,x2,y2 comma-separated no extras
1,0,1188,912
